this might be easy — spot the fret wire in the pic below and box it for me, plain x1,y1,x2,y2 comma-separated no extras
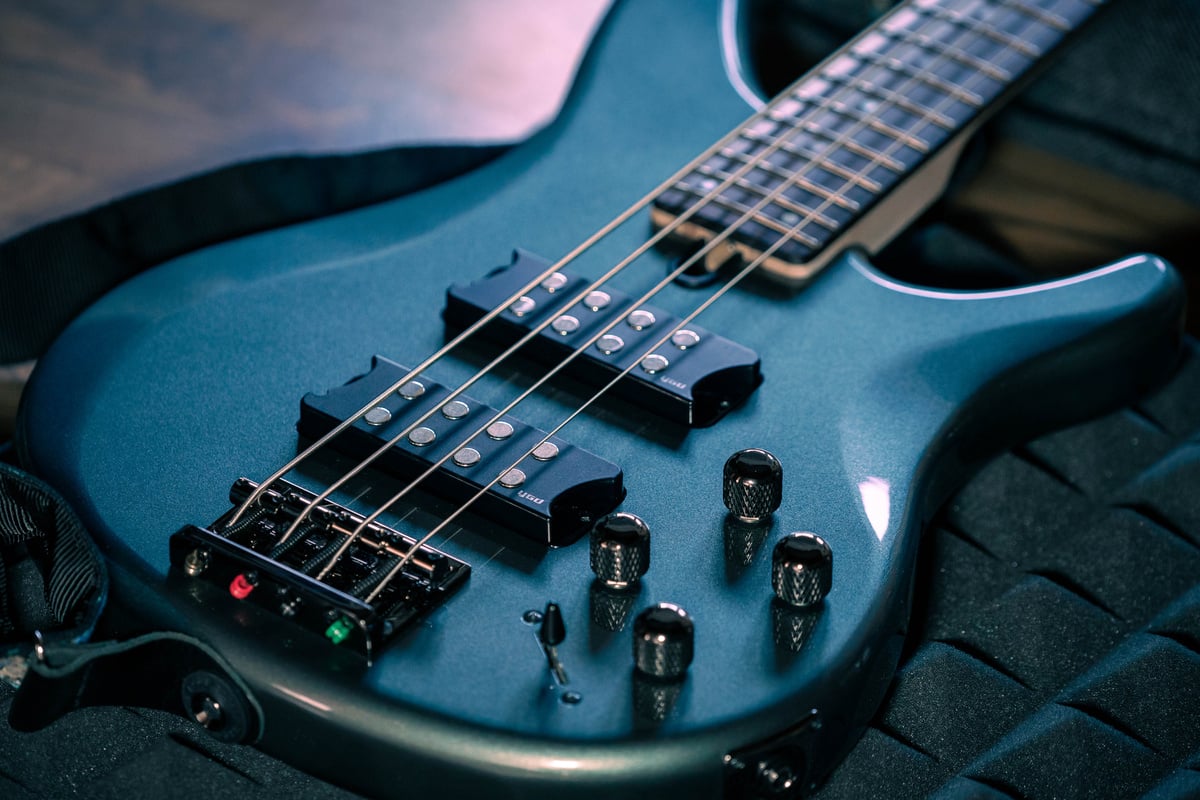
888,28,1013,82
699,162,857,217
827,101,932,152
692,186,830,243
743,208,829,244
728,142,885,194
849,79,956,130
795,122,907,173
739,161,860,212
766,96,932,160
916,4,1043,58
997,0,1071,31
710,165,857,222
856,50,985,107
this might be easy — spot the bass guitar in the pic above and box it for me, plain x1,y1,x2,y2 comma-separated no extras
15,0,1184,797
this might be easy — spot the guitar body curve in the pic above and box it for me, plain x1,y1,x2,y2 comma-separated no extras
16,0,1185,797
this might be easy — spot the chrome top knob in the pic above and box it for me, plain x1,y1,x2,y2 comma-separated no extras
633,603,694,680
723,449,783,522
590,512,651,589
771,532,832,608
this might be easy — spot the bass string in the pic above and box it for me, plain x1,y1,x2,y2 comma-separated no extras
310,62,946,576
227,0,944,528
229,68,802,527
264,20,937,544
355,10,1013,598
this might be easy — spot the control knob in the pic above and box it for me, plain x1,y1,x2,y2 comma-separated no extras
633,603,694,680
723,449,783,523
590,512,650,589
771,532,832,607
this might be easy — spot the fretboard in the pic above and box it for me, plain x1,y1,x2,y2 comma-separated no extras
651,0,1103,284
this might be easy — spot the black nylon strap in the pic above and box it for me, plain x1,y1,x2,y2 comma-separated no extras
0,463,105,644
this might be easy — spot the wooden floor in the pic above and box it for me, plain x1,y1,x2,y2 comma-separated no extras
0,0,611,240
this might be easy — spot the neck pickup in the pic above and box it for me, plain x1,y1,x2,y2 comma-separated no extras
444,250,762,427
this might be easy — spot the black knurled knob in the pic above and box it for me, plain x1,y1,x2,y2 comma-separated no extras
771,532,832,607
723,449,783,522
590,512,651,588
633,603,694,680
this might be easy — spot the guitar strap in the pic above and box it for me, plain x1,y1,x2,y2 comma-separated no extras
0,462,258,741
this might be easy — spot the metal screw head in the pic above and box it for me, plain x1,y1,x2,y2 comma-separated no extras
590,513,651,588
633,603,694,680
723,449,783,522
771,533,832,607
183,549,211,577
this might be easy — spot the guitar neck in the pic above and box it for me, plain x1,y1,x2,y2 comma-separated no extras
651,0,1104,284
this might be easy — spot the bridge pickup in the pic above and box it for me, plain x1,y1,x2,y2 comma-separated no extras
443,250,762,427
169,478,471,661
299,356,624,546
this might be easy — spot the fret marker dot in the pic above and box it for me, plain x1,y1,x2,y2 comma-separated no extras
780,211,801,226
408,427,437,447
499,468,526,489
584,291,611,311
552,315,580,335
627,309,656,330
596,335,624,355
510,296,536,317
671,330,701,349
364,406,392,426
398,380,425,400
532,442,560,461
541,272,568,292
487,420,514,440
453,448,481,468
641,354,670,374
442,400,470,420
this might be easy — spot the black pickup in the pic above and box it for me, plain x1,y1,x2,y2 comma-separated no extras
299,356,624,546
444,250,762,427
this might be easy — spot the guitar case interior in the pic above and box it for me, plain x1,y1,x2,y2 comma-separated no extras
1,1,1198,797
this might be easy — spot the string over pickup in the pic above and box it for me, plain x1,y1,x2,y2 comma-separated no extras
299,356,624,546
444,250,762,427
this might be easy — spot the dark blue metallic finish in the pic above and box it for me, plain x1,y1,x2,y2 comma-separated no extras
15,0,1184,797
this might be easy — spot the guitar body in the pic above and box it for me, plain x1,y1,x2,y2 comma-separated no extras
15,0,1184,797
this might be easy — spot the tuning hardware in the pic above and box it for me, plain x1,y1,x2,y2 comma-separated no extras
590,512,651,589
723,449,783,523
539,601,569,685
633,603,694,680
771,533,832,608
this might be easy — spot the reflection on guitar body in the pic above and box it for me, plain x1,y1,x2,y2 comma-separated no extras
18,0,1183,797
